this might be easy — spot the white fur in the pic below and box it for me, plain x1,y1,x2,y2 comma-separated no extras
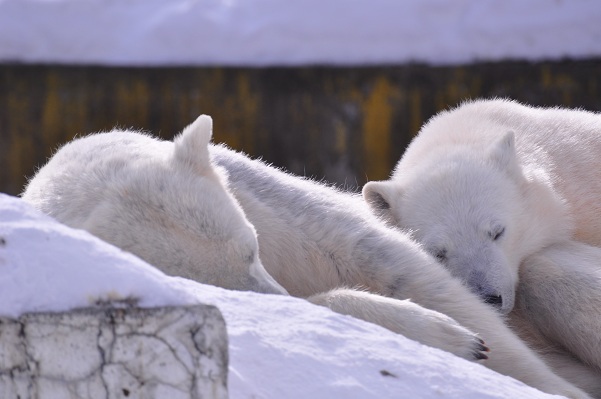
363,99,601,396
22,115,287,296
22,117,483,363
209,141,589,398
23,114,590,398
308,288,487,361
511,242,601,397
363,99,601,310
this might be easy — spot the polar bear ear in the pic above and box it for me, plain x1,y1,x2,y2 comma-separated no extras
173,114,214,175
362,180,401,225
488,131,519,175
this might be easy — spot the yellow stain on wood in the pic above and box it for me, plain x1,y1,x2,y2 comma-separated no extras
334,118,347,155
191,70,261,154
41,72,62,150
541,66,552,88
362,77,394,181
234,73,259,153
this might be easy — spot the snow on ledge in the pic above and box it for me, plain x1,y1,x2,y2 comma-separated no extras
0,0,600,66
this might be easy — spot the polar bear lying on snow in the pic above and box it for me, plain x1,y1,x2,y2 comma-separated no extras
22,116,482,362
23,116,287,296
363,99,601,397
23,115,589,399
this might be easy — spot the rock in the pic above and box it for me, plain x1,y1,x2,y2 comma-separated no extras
0,304,228,399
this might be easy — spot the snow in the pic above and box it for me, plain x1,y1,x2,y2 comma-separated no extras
0,193,559,398
0,0,600,66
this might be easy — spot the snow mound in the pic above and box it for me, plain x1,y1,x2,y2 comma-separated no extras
0,193,557,398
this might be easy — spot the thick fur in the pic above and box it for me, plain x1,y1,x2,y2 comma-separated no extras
511,241,601,397
363,99,601,311
22,118,484,362
309,289,488,360
22,115,287,296
362,99,601,396
209,142,589,398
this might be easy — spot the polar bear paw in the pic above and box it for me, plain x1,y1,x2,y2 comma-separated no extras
423,315,490,361
307,289,489,361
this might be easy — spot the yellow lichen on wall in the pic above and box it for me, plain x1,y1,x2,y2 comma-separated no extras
231,73,260,153
361,76,395,181
41,72,62,150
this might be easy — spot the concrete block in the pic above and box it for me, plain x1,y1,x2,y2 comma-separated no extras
0,305,228,399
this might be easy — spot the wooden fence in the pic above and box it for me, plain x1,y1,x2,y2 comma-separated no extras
1,60,600,195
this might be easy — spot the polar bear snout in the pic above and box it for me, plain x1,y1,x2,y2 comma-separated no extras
467,272,503,307
247,257,289,296
464,269,514,314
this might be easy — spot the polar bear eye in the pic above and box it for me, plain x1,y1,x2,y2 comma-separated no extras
433,248,447,263
244,250,256,264
489,226,505,241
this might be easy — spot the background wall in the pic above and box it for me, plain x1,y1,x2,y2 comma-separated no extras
1,59,600,195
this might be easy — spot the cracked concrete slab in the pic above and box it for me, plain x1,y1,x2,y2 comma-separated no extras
0,305,228,399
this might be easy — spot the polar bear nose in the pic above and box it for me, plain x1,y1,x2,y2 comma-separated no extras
467,271,503,308
483,294,503,307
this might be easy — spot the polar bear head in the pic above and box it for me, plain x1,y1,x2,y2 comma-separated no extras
82,116,288,296
363,132,568,314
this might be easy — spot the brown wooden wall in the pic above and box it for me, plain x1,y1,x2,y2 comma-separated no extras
1,60,600,196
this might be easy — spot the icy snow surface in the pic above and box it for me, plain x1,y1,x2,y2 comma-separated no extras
0,193,559,398
0,0,599,66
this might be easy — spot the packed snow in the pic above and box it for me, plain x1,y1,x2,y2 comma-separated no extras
0,193,559,398
0,0,600,66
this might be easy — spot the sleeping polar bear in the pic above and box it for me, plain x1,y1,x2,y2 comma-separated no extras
23,116,287,296
21,116,483,363
362,99,601,397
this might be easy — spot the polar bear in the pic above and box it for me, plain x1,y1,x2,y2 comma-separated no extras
21,116,485,363
362,99,601,396
24,115,588,398
22,115,287,296
362,99,601,312
208,137,589,398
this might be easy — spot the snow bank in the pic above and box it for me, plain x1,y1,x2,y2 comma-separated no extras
0,193,558,398
0,0,599,66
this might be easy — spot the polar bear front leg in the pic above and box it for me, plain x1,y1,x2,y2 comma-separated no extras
349,234,592,399
308,288,489,361
519,241,601,374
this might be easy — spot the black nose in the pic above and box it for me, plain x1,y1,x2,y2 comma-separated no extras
483,294,503,307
